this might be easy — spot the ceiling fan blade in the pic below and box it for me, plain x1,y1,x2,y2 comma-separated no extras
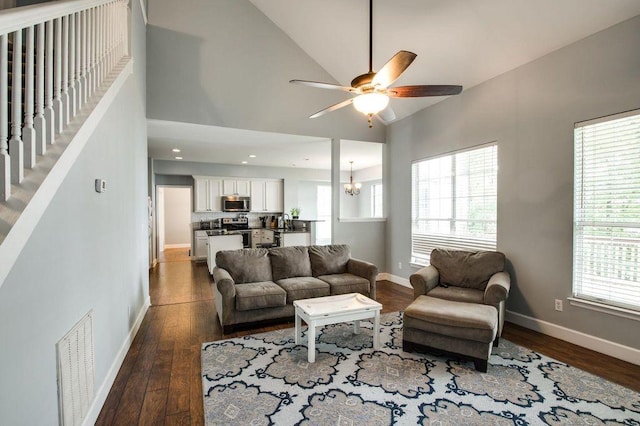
371,50,417,88
388,85,463,98
290,79,356,93
377,105,396,122
309,98,354,119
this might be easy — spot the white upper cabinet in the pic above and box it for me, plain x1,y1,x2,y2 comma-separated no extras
223,179,250,196
193,177,222,212
251,179,283,212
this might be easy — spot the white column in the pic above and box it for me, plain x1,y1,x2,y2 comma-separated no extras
10,30,24,184
61,14,70,126
53,17,63,134
0,34,10,200
34,22,46,155
68,12,77,118
22,25,36,169
44,19,55,145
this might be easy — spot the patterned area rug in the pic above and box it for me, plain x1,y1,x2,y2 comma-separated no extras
201,312,640,425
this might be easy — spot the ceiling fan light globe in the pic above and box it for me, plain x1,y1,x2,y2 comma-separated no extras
353,93,389,115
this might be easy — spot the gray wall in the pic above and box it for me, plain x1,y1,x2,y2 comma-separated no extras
146,0,384,143
0,2,148,423
386,16,640,350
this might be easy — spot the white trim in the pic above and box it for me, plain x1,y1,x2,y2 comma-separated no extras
138,0,148,25
83,296,150,426
568,297,640,322
377,272,411,288
0,59,133,290
339,217,387,223
505,310,640,366
164,243,190,249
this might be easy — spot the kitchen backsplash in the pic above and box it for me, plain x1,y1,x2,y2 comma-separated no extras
192,211,283,228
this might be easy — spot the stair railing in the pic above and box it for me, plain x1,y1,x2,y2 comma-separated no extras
0,0,129,201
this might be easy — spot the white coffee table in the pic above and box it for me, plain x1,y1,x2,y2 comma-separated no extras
293,293,382,363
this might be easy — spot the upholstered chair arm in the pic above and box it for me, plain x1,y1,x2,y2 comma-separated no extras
484,271,511,305
409,266,439,299
212,267,236,298
348,258,378,299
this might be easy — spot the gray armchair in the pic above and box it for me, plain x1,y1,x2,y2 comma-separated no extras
409,249,511,337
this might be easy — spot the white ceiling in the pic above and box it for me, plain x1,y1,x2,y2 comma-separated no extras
148,0,640,169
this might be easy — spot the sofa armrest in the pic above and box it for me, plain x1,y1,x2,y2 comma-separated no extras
484,271,511,305
348,258,378,299
212,267,236,298
409,266,439,299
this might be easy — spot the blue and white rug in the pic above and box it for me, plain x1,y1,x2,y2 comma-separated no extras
201,312,640,425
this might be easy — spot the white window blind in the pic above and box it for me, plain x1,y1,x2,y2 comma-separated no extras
411,143,497,265
573,110,640,311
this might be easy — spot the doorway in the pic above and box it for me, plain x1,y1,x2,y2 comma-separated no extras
156,185,192,261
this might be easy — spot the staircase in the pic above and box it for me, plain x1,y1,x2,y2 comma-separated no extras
0,0,130,245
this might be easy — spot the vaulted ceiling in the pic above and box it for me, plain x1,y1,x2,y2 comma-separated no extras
147,0,640,168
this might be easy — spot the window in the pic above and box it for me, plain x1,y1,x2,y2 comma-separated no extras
411,143,497,265
371,183,383,218
573,110,640,312
316,185,332,245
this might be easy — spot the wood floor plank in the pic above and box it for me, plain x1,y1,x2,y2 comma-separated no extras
97,251,640,425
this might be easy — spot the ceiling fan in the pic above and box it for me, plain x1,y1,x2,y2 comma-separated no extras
290,0,463,128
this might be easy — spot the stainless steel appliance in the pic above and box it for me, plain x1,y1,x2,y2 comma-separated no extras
221,217,251,248
222,196,251,212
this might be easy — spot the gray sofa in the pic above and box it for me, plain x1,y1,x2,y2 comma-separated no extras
212,244,378,333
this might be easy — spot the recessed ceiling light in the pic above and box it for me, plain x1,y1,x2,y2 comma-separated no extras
172,148,181,153
249,154,257,158
175,156,183,160
304,158,309,161
241,161,248,164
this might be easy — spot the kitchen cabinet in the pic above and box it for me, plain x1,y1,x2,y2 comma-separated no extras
250,179,283,212
194,176,222,212
194,230,209,260
223,179,250,196
281,232,311,247
207,234,243,275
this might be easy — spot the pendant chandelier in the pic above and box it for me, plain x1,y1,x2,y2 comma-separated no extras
344,161,362,196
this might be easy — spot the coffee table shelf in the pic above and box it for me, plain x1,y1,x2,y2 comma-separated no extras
293,293,382,363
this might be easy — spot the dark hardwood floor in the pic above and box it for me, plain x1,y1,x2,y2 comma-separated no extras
97,249,640,424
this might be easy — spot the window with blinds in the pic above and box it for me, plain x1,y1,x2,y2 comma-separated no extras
411,143,497,265
573,110,640,311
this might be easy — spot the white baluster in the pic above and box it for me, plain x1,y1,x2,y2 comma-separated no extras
10,30,24,184
123,0,129,57
0,34,9,200
34,23,46,155
61,14,70,126
97,5,103,86
88,7,94,97
23,26,36,169
74,11,82,111
68,12,76,118
53,16,63,134
82,9,88,104
44,19,55,145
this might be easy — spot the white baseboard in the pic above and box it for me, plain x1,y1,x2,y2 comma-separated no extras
377,272,411,288
506,310,640,366
83,297,151,426
164,243,190,249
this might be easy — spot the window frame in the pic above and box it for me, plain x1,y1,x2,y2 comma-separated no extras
411,142,498,266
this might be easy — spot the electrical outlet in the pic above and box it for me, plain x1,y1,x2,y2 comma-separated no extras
554,299,563,311
398,262,402,269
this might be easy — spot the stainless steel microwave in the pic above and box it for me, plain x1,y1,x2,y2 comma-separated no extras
222,196,251,212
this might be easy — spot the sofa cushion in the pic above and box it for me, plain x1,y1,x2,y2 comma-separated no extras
427,286,485,305
318,273,370,296
216,248,272,284
275,277,330,304
308,245,350,277
430,249,505,290
269,246,313,281
235,281,286,311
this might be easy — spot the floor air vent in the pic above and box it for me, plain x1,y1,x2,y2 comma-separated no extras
56,311,95,426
